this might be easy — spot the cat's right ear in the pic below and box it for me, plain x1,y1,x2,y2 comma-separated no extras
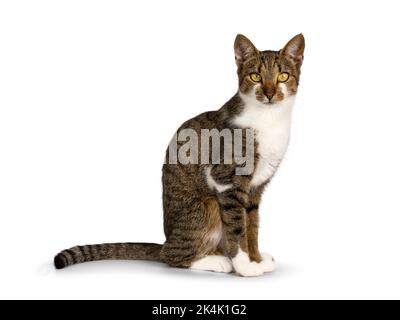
281,34,305,64
234,34,258,65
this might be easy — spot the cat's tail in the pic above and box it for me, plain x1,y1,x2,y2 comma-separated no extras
54,243,163,269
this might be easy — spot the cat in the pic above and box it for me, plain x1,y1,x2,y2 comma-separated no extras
54,34,305,277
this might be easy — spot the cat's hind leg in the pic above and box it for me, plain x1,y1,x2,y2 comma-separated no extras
189,202,233,273
161,197,228,272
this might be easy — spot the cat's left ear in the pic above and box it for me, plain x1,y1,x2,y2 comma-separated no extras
281,34,305,64
234,34,258,65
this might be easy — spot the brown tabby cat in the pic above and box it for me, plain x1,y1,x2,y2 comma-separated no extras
54,34,305,277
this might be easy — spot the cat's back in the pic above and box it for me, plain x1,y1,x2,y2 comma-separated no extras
178,110,225,133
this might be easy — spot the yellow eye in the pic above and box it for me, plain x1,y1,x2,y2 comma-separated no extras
278,72,289,82
250,73,262,82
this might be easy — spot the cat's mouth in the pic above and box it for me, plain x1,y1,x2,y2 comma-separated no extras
256,96,274,105
254,93,274,105
263,100,274,105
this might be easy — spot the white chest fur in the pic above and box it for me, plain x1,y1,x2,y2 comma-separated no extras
233,90,295,188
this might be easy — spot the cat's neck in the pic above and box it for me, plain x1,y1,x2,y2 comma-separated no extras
232,92,295,130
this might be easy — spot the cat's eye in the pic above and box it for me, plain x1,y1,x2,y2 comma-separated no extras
277,72,289,82
250,73,262,82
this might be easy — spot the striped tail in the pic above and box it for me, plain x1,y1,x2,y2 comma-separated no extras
54,243,163,269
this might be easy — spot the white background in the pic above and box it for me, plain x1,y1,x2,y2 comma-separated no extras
1,0,400,300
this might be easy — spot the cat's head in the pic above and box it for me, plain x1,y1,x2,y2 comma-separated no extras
234,34,305,105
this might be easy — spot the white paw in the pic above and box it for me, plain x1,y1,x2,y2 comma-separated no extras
260,253,276,273
234,261,264,277
232,248,264,277
191,255,233,273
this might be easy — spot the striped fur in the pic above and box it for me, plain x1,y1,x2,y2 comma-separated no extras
54,243,162,269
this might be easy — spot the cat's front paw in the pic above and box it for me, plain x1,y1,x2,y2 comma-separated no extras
260,253,276,273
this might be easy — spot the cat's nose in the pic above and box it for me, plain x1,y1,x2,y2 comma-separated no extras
266,93,275,100
264,88,276,101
